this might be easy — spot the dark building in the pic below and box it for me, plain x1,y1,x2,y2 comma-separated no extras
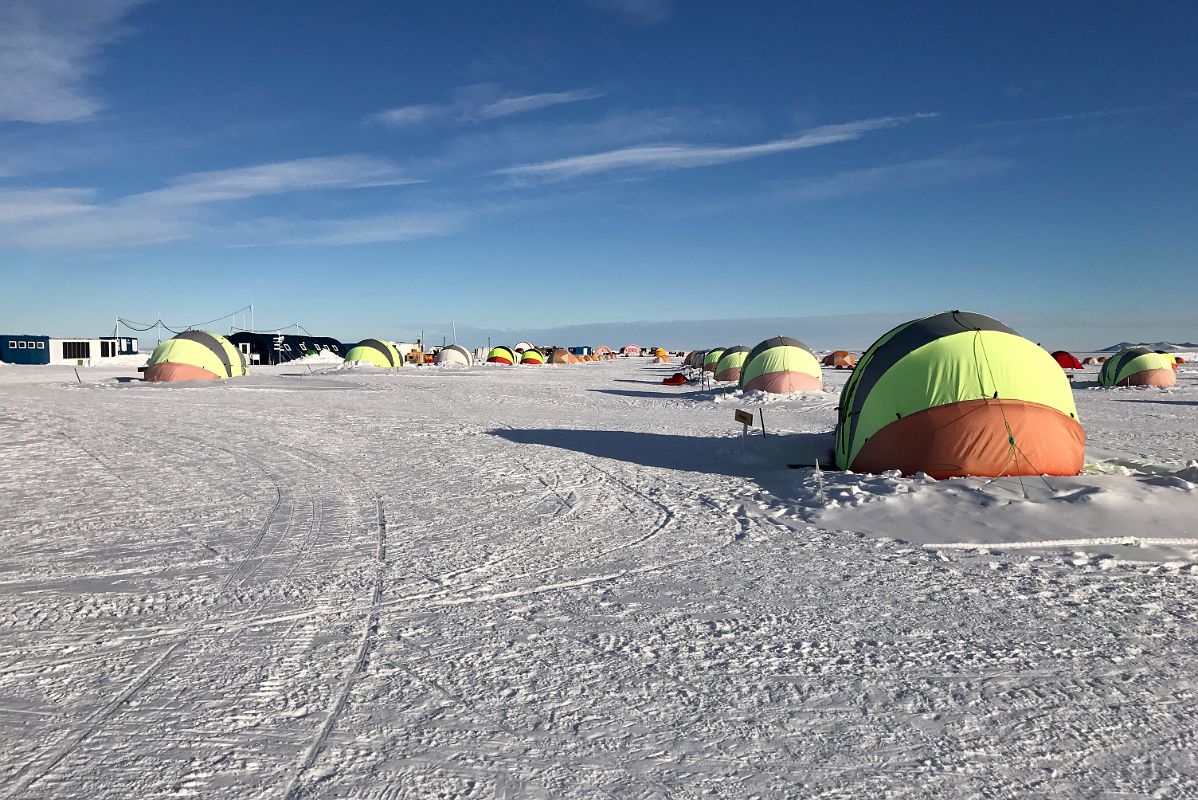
226,332,345,365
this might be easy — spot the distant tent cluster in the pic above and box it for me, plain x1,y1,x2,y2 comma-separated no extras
684,337,823,394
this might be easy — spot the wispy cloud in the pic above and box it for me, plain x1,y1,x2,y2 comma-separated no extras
126,156,418,206
786,154,1010,201
369,84,605,128
0,155,425,251
494,113,937,181
253,211,467,247
0,0,144,124
475,89,606,120
370,104,450,128
0,188,96,223
975,104,1169,128
590,0,673,25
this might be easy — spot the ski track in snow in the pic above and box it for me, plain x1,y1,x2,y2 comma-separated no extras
0,358,1196,797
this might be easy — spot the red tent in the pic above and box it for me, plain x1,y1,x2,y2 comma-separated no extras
1051,350,1083,370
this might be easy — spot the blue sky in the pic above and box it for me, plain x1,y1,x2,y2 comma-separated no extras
1,0,1195,348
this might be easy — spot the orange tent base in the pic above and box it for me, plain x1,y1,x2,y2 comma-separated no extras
144,362,221,382
850,398,1084,479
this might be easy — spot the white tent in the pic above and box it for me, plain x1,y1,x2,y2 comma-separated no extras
435,344,472,366
514,341,534,354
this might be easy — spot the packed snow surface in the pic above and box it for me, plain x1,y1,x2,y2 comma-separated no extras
0,357,1195,798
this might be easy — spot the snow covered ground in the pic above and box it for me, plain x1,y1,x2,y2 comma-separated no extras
0,356,1195,798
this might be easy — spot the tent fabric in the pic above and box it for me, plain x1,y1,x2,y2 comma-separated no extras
834,310,1083,478
344,338,401,368
513,341,534,354
622,345,641,356
1099,348,1177,387
486,346,516,365
520,348,545,365
714,346,750,382
1081,356,1099,365
702,348,726,373
550,348,578,364
1051,350,1083,370
822,350,856,369
434,344,472,366
851,399,1086,480
145,330,248,382
738,337,822,394
685,350,705,369
594,346,613,356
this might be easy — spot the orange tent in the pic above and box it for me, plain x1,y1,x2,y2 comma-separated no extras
821,350,856,369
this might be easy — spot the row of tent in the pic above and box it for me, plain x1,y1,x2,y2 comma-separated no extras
483,345,620,365
674,312,1185,480
139,333,628,379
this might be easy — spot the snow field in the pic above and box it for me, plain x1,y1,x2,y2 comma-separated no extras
0,356,1195,797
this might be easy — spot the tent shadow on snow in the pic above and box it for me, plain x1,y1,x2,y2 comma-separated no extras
1115,398,1198,407
490,428,834,485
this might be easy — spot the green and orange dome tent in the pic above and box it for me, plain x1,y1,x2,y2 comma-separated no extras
145,330,248,382
344,339,403,367
738,337,822,393
1100,348,1177,387
701,348,726,373
834,310,1084,479
486,346,516,365
714,346,750,382
520,348,546,365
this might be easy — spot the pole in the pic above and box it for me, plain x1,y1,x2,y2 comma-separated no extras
451,320,457,344
250,304,254,334
759,407,767,438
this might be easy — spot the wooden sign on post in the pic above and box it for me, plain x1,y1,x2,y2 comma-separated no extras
734,409,753,438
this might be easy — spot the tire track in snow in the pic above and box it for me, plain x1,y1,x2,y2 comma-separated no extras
282,497,387,800
0,427,303,799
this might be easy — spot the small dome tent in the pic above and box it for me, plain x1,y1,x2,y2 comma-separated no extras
621,345,642,357
714,346,750,382
1081,356,1100,365
550,348,578,364
520,348,545,365
145,331,248,382
822,351,856,369
686,350,705,369
513,341,534,354
434,344,472,366
834,310,1084,479
1099,348,1177,387
702,348,726,373
486,346,516,365
738,337,822,393
1052,350,1083,370
344,338,402,368
595,346,613,357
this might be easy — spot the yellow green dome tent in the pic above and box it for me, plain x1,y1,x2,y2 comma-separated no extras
738,337,822,393
702,348,725,372
834,310,1084,479
344,338,402,367
520,348,545,365
714,346,750,382
1099,347,1176,387
486,346,516,365
145,331,248,382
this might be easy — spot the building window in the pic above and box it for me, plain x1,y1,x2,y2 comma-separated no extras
36,342,45,349
17,341,27,349
62,341,91,359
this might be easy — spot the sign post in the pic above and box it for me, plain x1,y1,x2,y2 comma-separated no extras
734,409,754,439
